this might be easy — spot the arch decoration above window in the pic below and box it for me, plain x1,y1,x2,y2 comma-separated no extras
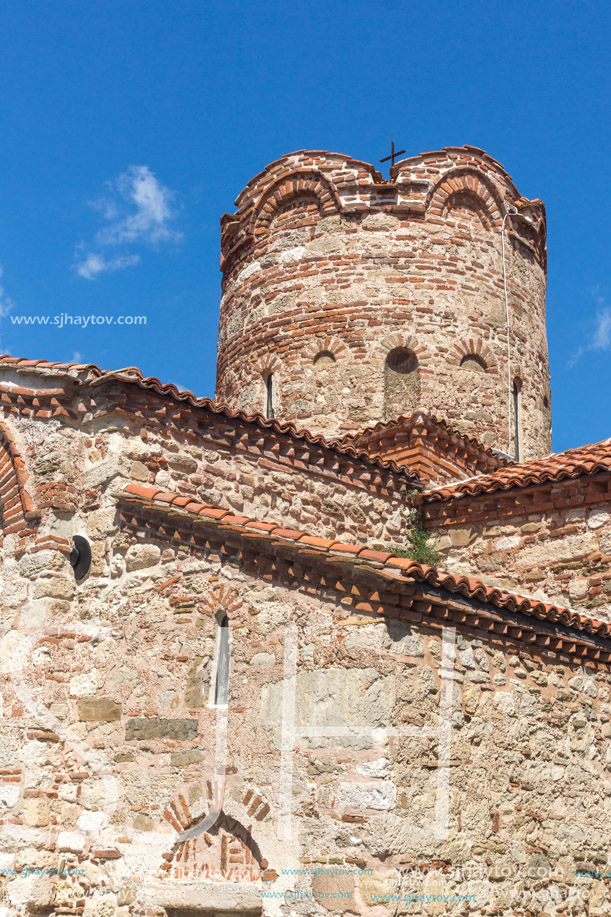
304,336,348,366
252,171,340,239
0,421,38,539
427,169,504,228
449,339,497,375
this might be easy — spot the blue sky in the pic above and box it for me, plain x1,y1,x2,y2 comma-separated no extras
0,0,609,453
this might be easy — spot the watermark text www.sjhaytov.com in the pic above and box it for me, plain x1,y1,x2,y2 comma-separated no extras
10,314,146,328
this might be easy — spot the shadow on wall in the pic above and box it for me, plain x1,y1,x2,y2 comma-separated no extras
384,347,420,419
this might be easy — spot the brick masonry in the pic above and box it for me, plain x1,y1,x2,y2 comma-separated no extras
1,428,611,916
0,143,610,917
425,473,611,622
216,147,551,459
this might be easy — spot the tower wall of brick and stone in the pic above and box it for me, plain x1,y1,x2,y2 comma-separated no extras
215,146,551,460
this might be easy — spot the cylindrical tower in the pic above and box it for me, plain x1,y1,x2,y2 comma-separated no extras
216,146,551,460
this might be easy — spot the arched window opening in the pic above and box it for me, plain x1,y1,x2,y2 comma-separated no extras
460,354,487,373
384,347,420,420
313,350,336,367
513,379,522,461
543,394,549,410
213,613,230,707
265,373,274,419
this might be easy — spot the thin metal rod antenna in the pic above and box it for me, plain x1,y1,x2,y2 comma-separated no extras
501,208,518,456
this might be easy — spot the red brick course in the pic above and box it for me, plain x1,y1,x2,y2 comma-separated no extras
216,147,550,458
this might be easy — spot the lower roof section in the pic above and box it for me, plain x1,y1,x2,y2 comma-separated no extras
120,483,611,663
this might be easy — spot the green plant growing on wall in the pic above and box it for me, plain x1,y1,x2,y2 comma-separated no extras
389,491,441,566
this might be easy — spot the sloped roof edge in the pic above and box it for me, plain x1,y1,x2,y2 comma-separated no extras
340,408,513,472
119,482,611,648
0,355,421,485
421,437,611,503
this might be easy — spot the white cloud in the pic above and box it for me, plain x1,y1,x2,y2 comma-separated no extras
0,267,14,318
569,287,611,366
74,165,181,280
592,307,611,350
76,252,140,280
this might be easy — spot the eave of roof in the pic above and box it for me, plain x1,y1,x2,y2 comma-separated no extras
340,408,512,475
119,482,611,652
421,437,611,503
0,355,421,486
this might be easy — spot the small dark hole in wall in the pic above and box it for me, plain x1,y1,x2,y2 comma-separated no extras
460,354,487,373
313,350,336,366
69,535,92,580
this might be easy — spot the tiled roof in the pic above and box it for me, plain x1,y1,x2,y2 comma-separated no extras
339,408,512,481
121,482,611,646
340,409,510,460
0,355,420,484
422,438,611,503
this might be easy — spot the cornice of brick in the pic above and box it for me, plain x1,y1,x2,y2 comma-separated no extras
118,483,611,665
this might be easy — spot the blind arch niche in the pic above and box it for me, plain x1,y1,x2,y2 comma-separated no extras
384,346,420,419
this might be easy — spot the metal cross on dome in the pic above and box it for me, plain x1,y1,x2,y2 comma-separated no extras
380,134,406,172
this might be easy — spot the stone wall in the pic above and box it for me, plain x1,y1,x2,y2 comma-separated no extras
0,366,418,551
2,488,611,917
426,474,611,622
216,147,551,459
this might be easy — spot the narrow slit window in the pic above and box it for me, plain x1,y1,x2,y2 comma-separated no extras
513,380,521,461
265,374,274,419
214,614,230,706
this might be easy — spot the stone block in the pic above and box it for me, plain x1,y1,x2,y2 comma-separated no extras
77,697,122,722
249,652,276,667
0,783,19,808
32,576,75,600
337,780,397,810
125,717,197,741
70,671,98,696
125,543,161,570
22,798,50,827
310,871,356,911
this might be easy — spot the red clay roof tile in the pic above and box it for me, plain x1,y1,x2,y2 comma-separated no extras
197,506,229,519
119,483,611,645
0,355,420,485
422,437,611,503
270,526,307,540
124,483,159,499
244,520,277,532
169,496,194,507
297,535,335,548
329,543,363,555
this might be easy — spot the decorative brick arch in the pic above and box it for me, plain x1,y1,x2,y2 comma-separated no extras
0,422,37,537
304,336,348,363
253,171,340,238
427,169,504,228
160,783,277,883
449,338,498,374
252,353,282,379
376,334,430,371
198,583,244,620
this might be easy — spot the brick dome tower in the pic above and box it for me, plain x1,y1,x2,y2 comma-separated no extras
216,146,551,460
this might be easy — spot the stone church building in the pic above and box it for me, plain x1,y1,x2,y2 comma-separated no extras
1,146,611,917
